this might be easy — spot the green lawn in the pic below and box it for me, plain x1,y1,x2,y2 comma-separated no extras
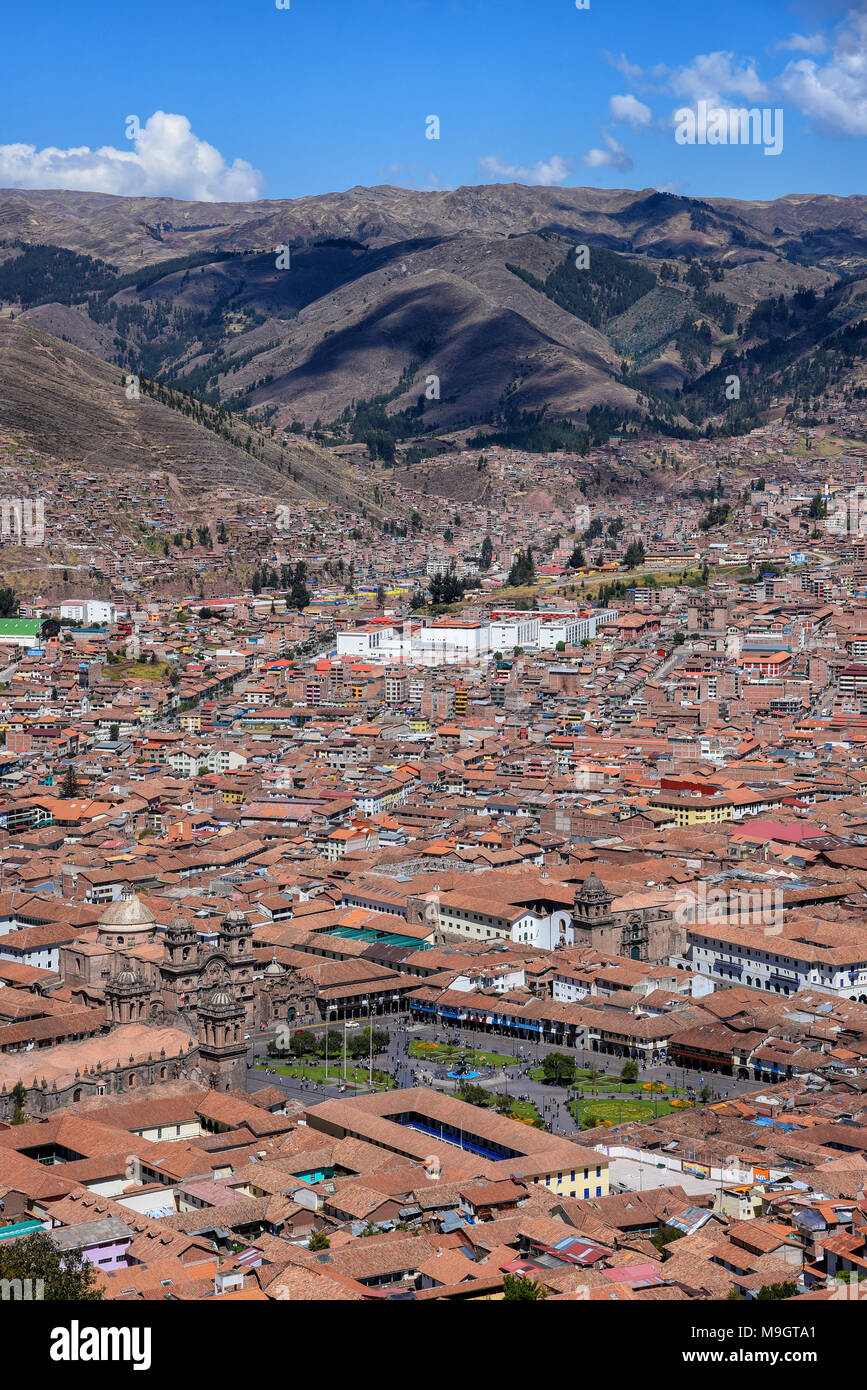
465,1089,544,1127
256,1062,394,1089
572,1096,690,1126
410,1041,513,1069
504,1098,544,1126
105,660,169,682
530,1066,640,1092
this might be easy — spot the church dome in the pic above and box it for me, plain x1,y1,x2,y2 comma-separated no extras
166,911,194,937
98,895,156,933
578,872,608,898
113,967,141,988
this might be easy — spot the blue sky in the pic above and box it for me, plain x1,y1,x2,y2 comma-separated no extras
1,0,865,202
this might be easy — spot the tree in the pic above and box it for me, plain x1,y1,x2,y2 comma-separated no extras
429,571,466,605
290,1029,316,1057
757,1281,798,1301
568,544,585,569
0,1232,103,1300
623,540,646,569
313,1030,343,1058
109,723,119,742
0,587,18,618
650,1226,685,1254
11,1081,27,1124
700,1083,711,1104
457,1082,490,1107
480,535,493,571
59,764,81,799
542,1053,576,1087
503,1273,548,1300
620,1060,639,1084
507,547,535,587
308,1230,331,1251
288,578,310,611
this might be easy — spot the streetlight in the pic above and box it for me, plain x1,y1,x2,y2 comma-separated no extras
325,1005,336,1084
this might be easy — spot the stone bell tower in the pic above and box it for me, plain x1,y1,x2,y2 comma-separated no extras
197,984,247,1091
219,907,254,962
218,907,256,1022
573,872,614,927
105,967,152,1026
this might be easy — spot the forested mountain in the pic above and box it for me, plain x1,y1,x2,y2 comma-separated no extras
1,183,864,450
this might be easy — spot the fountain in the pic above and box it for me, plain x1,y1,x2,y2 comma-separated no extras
447,1042,480,1081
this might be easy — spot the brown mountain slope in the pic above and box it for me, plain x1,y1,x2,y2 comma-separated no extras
0,318,371,511
1,183,863,438
3,184,867,270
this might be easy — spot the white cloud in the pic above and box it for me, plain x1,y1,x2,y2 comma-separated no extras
669,51,768,108
478,153,572,185
778,8,867,136
605,51,647,83
773,32,827,54
387,162,449,191
604,52,669,84
0,111,265,201
610,93,652,127
603,14,867,147
582,134,633,172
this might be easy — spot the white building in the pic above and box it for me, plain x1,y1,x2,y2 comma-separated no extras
673,921,867,1002
537,611,597,649
413,620,491,665
489,613,540,652
60,600,117,626
336,621,415,662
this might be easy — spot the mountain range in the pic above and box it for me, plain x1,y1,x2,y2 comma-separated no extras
1,183,865,458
